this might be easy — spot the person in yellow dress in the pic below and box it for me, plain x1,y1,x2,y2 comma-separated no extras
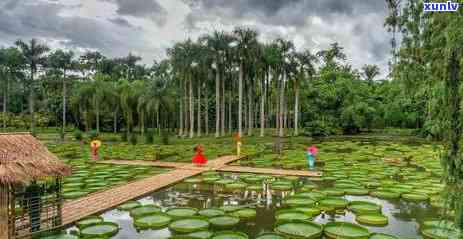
234,133,242,157
90,139,102,161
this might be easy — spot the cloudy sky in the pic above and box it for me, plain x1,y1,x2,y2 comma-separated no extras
0,0,391,77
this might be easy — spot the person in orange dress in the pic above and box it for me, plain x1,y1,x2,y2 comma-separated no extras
90,139,102,161
234,133,242,156
192,144,207,166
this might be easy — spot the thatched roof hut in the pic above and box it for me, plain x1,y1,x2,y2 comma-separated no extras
0,132,71,185
0,133,72,239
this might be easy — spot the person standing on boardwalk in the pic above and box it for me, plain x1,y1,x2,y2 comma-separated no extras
192,144,208,166
306,145,318,169
90,139,102,161
234,133,242,157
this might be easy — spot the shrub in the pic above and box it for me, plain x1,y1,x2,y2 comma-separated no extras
145,130,155,144
74,130,83,141
161,129,170,145
88,130,99,140
121,132,128,142
303,120,338,137
129,133,138,145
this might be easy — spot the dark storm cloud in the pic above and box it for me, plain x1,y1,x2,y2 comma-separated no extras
109,17,135,28
104,0,167,26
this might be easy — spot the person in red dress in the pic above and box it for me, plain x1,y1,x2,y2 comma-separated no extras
192,144,208,166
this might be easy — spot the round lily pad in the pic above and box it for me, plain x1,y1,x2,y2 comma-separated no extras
130,205,161,218
421,227,462,239
356,214,388,226
209,216,240,229
187,230,214,239
319,197,349,209
167,207,198,218
211,231,249,239
41,233,79,239
275,221,323,239
275,209,311,221
169,218,210,233
344,188,369,196
198,208,225,218
220,205,241,212
292,207,321,217
231,208,257,219
324,222,370,239
117,201,141,211
369,233,399,239
349,201,381,215
79,222,119,238
63,191,87,200
76,216,104,229
134,213,171,229
370,191,400,200
283,198,315,207
255,233,286,239
402,193,429,202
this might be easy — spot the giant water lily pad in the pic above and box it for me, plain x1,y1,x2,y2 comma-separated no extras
80,222,119,238
275,221,323,239
370,191,400,200
324,222,370,239
209,216,240,229
169,218,210,233
76,216,104,229
63,191,88,199
255,233,286,239
292,207,321,217
117,201,141,211
421,227,462,239
130,205,161,218
402,193,429,202
369,233,399,239
349,201,381,215
275,209,311,221
231,208,256,219
187,230,214,239
283,198,316,207
167,207,198,218
134,213,171,229
356,214,388,226
198,208,225,218
319,197,349,209
41,234,79,239
211,231,249,239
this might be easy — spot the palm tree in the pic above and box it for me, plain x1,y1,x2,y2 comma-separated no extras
48,49,76,140
15,39,50,133
362,64,381,83
233,27,259,137
294,50,318,135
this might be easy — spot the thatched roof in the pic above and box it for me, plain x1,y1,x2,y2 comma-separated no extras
0,132,71,185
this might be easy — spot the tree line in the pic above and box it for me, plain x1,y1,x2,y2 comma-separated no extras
1,29,415,139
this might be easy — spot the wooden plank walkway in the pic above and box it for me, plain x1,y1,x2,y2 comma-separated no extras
218,165,322,177
61,156,239,226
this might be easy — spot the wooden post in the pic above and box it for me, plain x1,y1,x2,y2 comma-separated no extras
0,184,11,239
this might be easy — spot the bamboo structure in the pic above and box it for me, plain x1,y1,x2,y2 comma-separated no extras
0,133,71,239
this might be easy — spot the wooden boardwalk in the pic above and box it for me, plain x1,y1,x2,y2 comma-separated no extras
218,165,322,177
61,156,239,226
60,155,321,227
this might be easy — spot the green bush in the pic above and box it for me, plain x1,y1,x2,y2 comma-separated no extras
303,120,338,137
121,132,128,142
74,130,83,141
145,131,154,144
161,129,169,145
129,133,138,145
88,130,99,140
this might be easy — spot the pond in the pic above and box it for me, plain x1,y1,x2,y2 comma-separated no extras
42,138,461,239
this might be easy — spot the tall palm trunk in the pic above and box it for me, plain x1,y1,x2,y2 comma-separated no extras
247,79,252,136
215,68,220,137
189,73,194,138
205,82,209,136
260,70,268,137
2,75,8,130
228,88,232,132
61,69,67,140
179,82,183,136
197,83,201,137
113,109,118,133
95,96,100,134
279,71,286,137
221,74,225,136
238,61,243,136
29,67,35,133
294,77,299,136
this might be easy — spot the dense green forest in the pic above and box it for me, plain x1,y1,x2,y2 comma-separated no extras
0,0,461,142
